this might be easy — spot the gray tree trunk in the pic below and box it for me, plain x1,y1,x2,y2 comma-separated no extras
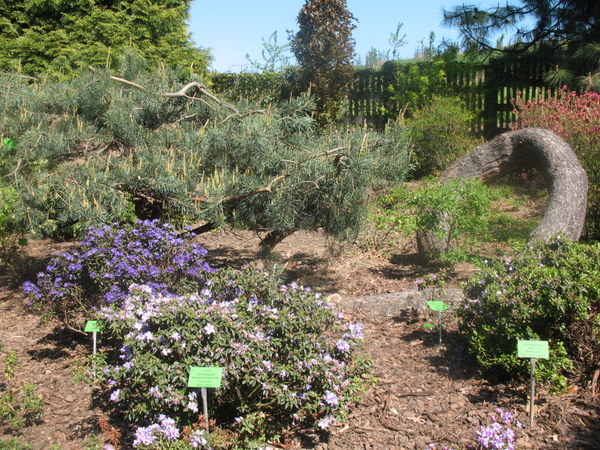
418,128,588,263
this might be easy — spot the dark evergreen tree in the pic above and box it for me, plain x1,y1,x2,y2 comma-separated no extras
0,0,210,78
290,0,357,125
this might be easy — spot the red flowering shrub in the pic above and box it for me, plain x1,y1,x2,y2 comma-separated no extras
512,88,600,239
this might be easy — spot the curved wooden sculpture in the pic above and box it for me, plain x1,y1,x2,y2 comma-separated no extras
418,128,589,262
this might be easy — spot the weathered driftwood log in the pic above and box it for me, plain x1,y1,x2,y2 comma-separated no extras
418,128,588,263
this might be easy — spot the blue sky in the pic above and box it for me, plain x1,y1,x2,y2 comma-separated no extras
188,1,504,72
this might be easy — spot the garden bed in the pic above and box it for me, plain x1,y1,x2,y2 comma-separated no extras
1,230,598,449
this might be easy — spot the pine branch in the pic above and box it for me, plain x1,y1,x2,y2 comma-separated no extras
108,77,267,121
162,82,239,114
108,76,146,91
190,175,287,205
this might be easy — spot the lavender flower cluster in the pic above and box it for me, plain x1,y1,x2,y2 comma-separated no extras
22,220,215,325
427,408,522,450
132,414,208,448
476,408,522,450
96,269,369,447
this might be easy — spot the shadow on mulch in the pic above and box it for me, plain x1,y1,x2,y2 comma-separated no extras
27,346,72,361
31,326,90,355
391,308,422,325
203,241,340,292
201,244,255,269
379,252,431,280
284,255,338,290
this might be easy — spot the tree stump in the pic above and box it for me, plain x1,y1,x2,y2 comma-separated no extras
418,128,588,262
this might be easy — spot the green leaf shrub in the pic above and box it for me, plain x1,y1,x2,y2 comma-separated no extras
210,69,302,107
459,237,600,391
513,88,600,239
22,220,215,329
387,60,448,114
94,270,369,447
374,178,495,263
406,96,482,177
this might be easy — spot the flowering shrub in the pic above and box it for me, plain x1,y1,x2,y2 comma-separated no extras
94,268,370,448
459,236,600,391
512,88,600,239
22,220,215,328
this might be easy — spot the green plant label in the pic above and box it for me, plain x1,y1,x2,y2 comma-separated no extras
2,137,15,150
18,238,28,246
84,320,102,332
423,323,437,328
517,340,549,359
188,367,223,388
426,301,448,311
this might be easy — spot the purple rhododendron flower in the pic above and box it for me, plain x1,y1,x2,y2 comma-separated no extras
336,339,350,352
317,415,335,429
323,390,339,406
190,429,208,447
109,389,120,402
157,414,180,440
133,424,158,447
345,322,364,340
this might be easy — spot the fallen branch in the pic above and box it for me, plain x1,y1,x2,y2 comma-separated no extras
108,77,267,122
162,81,241,116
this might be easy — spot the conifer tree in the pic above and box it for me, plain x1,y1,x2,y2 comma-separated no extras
0,56,410,256
290,0,357,125
0,0,210,78
444,0,600,51
444,1,600,91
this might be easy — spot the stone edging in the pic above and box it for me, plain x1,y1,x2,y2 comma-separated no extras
328,288,465,318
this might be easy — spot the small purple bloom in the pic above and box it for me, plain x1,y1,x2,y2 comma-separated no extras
323,390,339,406
336,339,351,353
133,424,158,447
109,389,120,402
190,429,208,447
317,415,335,429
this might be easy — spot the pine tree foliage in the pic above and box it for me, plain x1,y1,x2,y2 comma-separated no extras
0,57,410,252
444,0,600,92
444,0,600,51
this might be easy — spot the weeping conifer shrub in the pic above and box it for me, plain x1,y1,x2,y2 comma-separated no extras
0,55,410,254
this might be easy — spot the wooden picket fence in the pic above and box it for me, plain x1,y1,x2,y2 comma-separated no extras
347,57,557,137
212,56,558,138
